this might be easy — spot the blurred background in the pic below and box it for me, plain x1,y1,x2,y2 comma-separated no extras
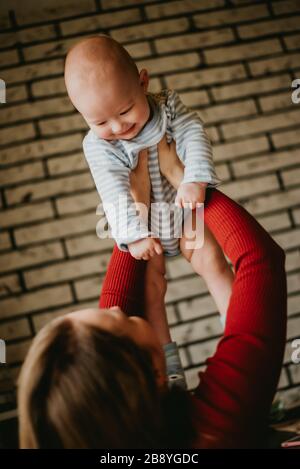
0,0,300,446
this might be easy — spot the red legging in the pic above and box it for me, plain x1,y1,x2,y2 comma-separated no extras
99,188,287,447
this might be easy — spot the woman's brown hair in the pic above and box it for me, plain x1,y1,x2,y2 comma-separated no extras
18,316,197,449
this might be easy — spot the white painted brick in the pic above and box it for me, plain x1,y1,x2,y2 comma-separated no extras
0,161,44,186
0,134,82,165
0,274,21,298
199,99,256,125
146,0,223,19
0,49,19,68
0,97,73,125
273,0,300,15
257,212,291,233
75,275,104,301
15,0,96,25
282,167,300,188
56,191,99,215
170,316,222,346
232,148,300,178
180,90,209,107
243,188,300,216
166,304,177,326
166,255,194,280
166,64,246,90
249,52,300,77
101,0,143,7
0,319,30,341
216,163,230,181
287,315,300,340
178,347,189,369
39,113,87,136
189,338,219,365
0,123,35,147
221,175,279,200
272,129,300,150
61,9,141,36
222,109,300,139
205,39,282,65
287,273,300,294
18,24,56,43
0,284,73,319
6,85,28,103
212,74,290,101
66,234,114,257
155,28,234,54
278,368,289,389
276,387,300,410
178,295,218,321
0,232,11,251
293,208,300,225
0,242,64,274
32,300,96,332
289,363,300,385
284,33,300,51
15,212,99,246
274,228,300,250
25,252,110,288
0,202,54,228
7,340,31,364
112,17,189,42
5,173,94,205
0,13,10,30
284,341,296,364
213,136,269,162
138,53,201,75
0,59,64,85
286,252,300,274
32,77,67,98
260,90,294,113
185,365,206,391
193,3,269,28
166,276,207,303
239,16,300,39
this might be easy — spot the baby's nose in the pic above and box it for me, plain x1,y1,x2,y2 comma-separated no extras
111,120,123,133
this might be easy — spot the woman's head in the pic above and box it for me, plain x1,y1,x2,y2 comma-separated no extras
18,308,197,448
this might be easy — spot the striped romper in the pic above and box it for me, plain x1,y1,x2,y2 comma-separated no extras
83,89,221,257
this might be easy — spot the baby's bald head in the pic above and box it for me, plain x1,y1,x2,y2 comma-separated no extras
64,35,140,112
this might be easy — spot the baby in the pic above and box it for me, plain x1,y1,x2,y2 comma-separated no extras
64,35,234,390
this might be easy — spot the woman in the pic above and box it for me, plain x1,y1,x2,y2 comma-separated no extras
17,139,287,449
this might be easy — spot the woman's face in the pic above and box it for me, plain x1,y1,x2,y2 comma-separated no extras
67,307,168,392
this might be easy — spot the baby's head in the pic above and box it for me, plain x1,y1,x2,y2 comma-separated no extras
64,35,151,140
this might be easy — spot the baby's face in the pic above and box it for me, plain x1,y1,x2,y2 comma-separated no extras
79,69,151,141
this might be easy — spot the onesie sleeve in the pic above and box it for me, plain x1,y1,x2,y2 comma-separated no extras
83,136,153,251
166,89,221,187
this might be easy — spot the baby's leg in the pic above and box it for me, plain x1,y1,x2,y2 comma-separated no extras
180,214,234,322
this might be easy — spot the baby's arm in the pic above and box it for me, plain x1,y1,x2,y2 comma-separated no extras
83,138,155,254
165,90,220,206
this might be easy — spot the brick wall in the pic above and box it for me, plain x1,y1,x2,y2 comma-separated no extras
0,0,300,418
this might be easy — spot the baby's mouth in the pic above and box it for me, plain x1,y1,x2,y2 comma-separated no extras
118,124,136,137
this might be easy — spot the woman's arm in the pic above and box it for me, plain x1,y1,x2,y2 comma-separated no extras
191,188,287,448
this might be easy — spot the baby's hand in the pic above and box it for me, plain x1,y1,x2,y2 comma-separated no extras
175,182,207,209
128,237,163,261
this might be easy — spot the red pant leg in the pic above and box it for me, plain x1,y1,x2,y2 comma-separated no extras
99,244,147,317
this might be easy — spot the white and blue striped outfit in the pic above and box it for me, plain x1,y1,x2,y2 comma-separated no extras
83,89,221,257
